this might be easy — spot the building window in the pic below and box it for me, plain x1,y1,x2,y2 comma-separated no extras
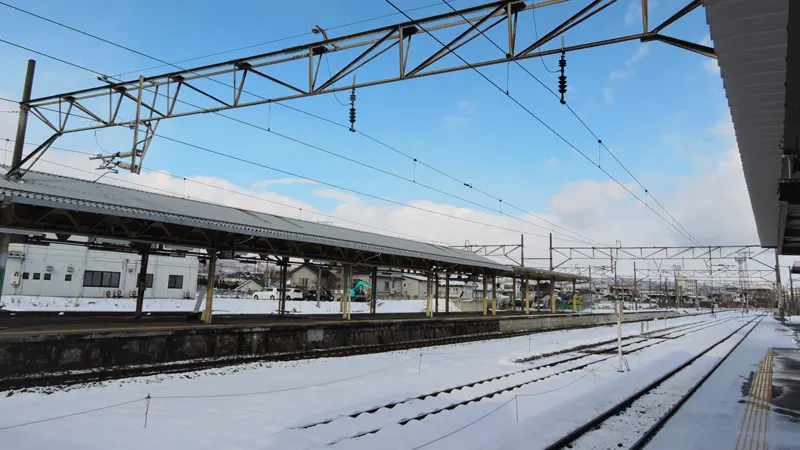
65,274,72,282
168,275,184,289
43,273,51,281
83,271,121,288
22,272,29,279
145,274,154,288
299,278,309,287
33,273,41,280
384,281,390,290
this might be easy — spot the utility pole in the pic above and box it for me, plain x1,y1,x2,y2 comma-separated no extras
10,59,36,171
633,261,638,310
775,251,784,320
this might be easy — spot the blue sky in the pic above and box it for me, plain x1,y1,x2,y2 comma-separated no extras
0,0,749,258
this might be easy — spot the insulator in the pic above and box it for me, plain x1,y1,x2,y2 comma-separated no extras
349,107,356,132
559,52,567,69
350,93,356,103
558,75,567,93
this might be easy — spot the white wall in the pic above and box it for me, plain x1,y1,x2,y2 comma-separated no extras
3,243,199,299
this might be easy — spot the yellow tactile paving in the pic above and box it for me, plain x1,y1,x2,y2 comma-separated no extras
734,348,774,450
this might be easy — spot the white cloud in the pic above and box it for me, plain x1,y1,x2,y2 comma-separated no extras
547,157,559,169
625,1,640,25
703,58,720,76
603,88,614,104
609,70,635,79
699,34,713,47
708,114,734,137
312,188,359,203
625,46,650,68
442,100,475,128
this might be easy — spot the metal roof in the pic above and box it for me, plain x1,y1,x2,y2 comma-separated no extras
0,169,516,272
703,0,796,250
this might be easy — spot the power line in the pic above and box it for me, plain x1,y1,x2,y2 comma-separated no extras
0,140,458,245
391,0,700,246
0,25,603,245
0,2,605,246
439,0,701,245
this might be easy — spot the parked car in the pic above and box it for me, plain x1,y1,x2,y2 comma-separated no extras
253,288,303,300
303,289,334,301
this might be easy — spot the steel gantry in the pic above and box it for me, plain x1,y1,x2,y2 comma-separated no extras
6,0,713,177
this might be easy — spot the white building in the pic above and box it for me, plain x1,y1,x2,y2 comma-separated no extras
676,275,697,294
3,242,199,299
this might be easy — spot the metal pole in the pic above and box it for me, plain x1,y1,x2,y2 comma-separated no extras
316,265,321,308
492,276,497,315
511,275,517,311
520,234,524,267
550,277,556,313
445,272,450,313
134,247,149,319
11,59,35,170
524,278,530,314
549,233,553,270
371,266,378,314
202,251,216,324
790,269,795,316
434,272,440,314
633,261,637,310
775,251,784,320
572,279,577,312
482,275,488,316
426,273,432,317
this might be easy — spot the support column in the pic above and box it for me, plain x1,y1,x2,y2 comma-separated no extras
370,266,378,314
279,257,289,315
426,273,432,317
10,60,35,170
536,280,542,311
316,265,322,307
342,264,351,320
775,251,784,320
434,272,440,314
491,276,497,315
482,276,488,316
445,272,450,313
0,233,9,301
790,270,795,316
572,279,577,313
134,247,150,319
524,278,530,314
202,250,217,324
550,277,556,313
511,276,517,311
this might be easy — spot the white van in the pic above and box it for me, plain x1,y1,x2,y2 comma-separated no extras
253,288,303,300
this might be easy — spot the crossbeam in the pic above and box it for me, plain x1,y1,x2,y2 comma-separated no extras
13,0,712,175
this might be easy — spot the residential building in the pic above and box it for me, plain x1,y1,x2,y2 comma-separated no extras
676,275,698,294
288,264,339,290
3,242,199,299
402,274,429,299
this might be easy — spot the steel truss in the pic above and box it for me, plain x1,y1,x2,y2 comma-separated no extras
547,244,769,271
7,0,712,177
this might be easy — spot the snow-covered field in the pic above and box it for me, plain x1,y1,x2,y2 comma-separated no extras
0,295,461,314
0,312,767,450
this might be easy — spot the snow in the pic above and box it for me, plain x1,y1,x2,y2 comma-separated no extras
645,316,799,450
0,312,756,450
0,295,462,314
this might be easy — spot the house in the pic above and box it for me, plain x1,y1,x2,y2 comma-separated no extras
402,274,429,299
288,264,339,290
437,277,474,300
233,279,265,295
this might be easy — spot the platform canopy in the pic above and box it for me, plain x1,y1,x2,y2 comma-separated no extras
0,169,591,282
703,0,799,253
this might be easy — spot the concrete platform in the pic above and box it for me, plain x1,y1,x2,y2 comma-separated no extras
0,309,682,378
645,317,800,450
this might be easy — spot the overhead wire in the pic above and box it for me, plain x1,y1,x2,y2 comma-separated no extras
0,11,604,247
391,0,700,246
0,137,460,246
439,0,701,245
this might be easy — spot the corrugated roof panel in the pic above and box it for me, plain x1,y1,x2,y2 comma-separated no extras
0,170,510,270
703,0,790,247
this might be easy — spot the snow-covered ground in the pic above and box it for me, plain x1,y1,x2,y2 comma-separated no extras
0,295,461,314
0,312,767,450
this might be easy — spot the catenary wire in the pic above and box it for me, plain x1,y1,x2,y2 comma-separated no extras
439,0,701,245
0,44,601,246
0,2,605,247
0,139,460,246
389,0,700,246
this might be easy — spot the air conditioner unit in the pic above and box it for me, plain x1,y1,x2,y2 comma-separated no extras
183,291,191,299
131,289,138,297
66,266,74,273
10,272,20,285
45,265,54,272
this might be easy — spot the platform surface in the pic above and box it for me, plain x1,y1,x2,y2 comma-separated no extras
645,317,800,450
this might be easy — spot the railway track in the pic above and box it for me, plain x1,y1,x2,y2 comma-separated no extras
543,314,763,450
266,315,739,447
0,314,697,392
